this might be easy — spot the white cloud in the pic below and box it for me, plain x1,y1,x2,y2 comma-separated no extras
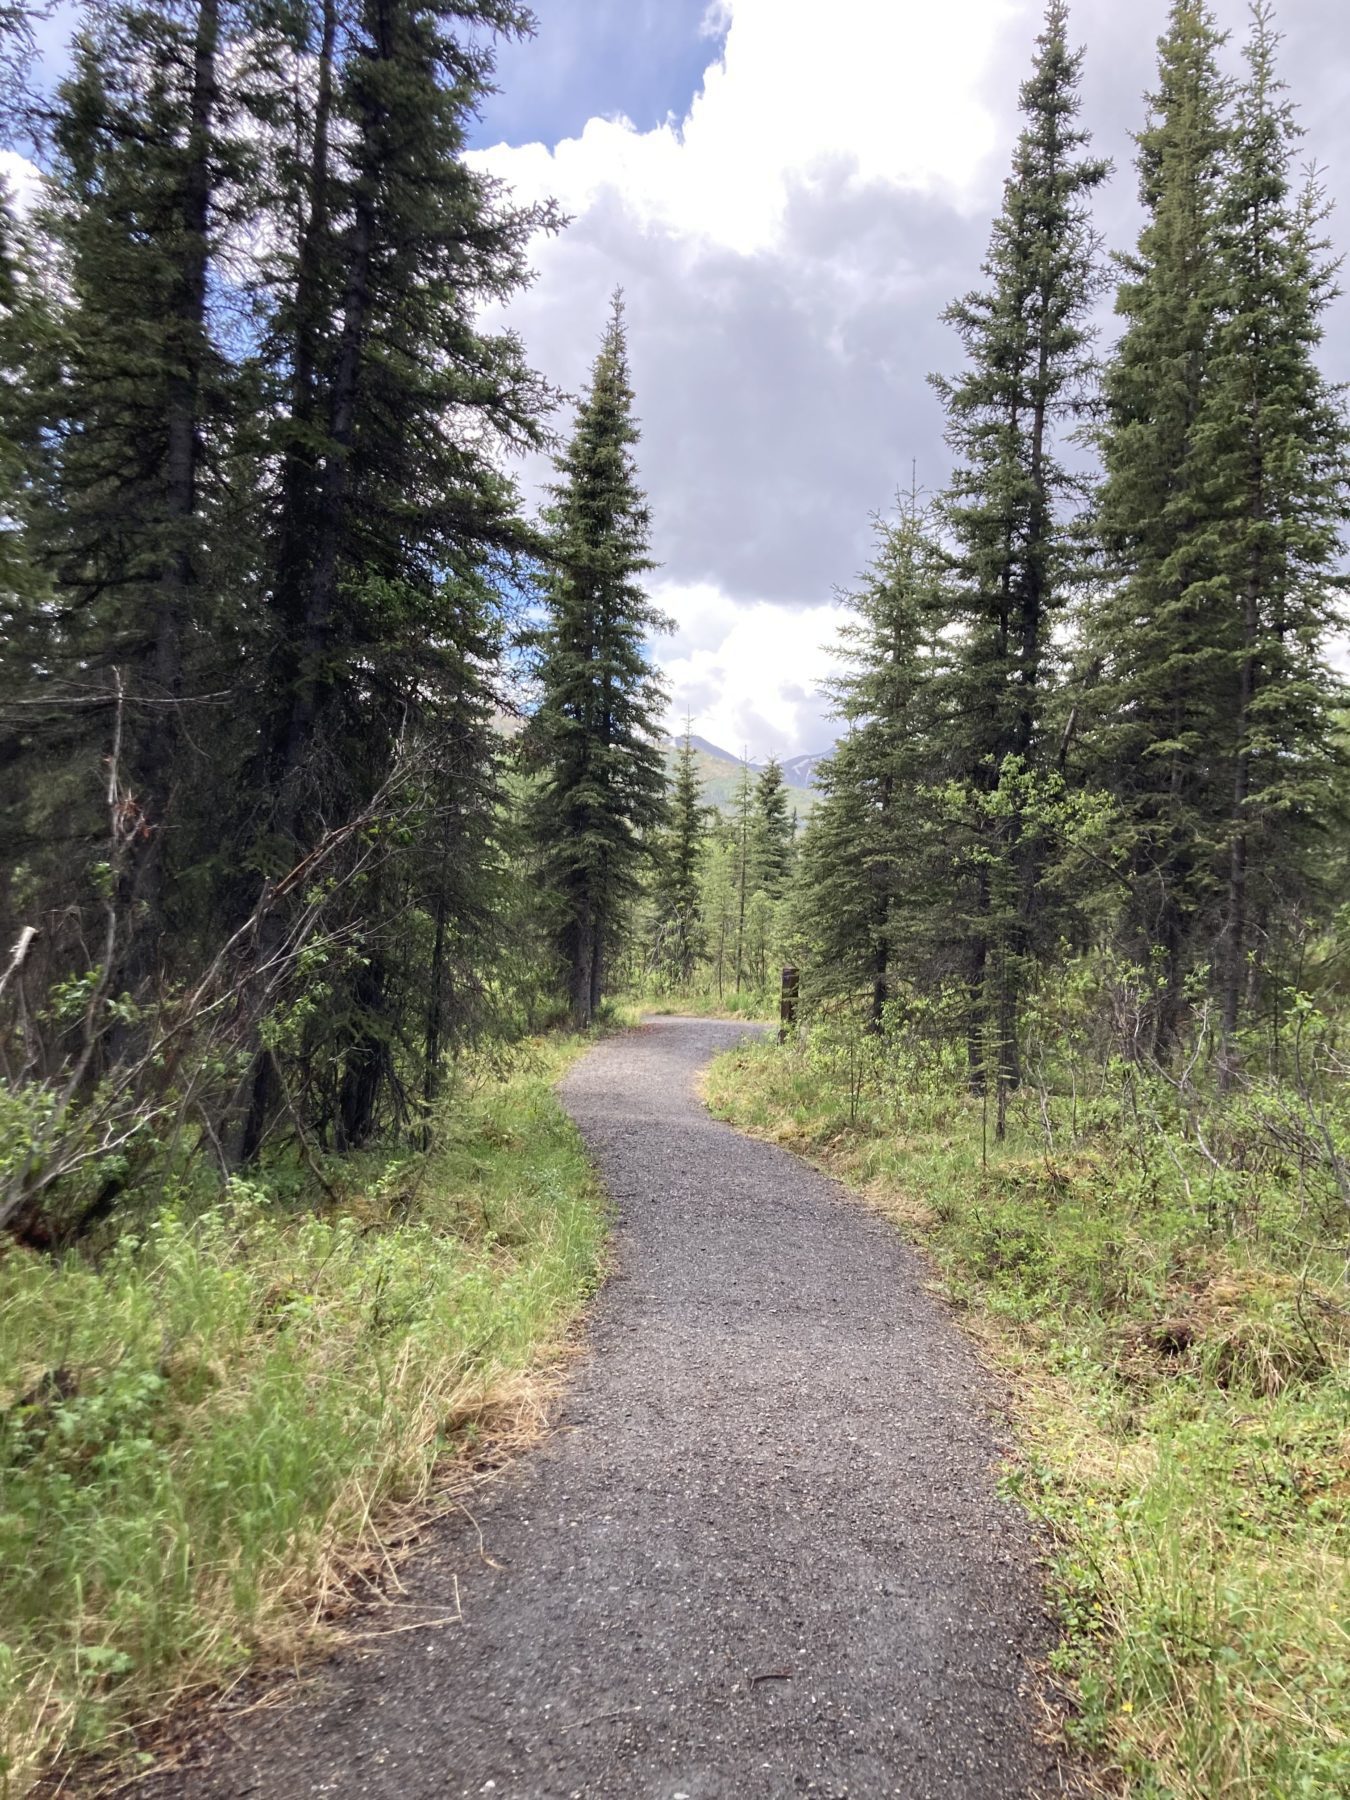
479,0,1018,256
659,582,849,756
473,0,1037,755
4,0,1347,759
473,0,1350,759
0,152,44,213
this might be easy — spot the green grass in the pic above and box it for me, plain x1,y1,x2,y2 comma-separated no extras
623,984,775,1021
0,1033,610,1795
706,1029,1350,1800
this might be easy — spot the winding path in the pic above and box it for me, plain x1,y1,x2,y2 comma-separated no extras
158,1018,1058,1799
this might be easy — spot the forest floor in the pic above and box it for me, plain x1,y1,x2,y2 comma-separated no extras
130,1017,1064,1800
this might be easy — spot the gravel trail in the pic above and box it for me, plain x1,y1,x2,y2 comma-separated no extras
152,1017,1057,1799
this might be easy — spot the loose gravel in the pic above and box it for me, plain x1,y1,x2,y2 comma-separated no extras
148,1017,1059,1799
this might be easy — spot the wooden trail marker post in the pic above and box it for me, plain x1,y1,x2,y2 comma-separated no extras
779,966,799,1042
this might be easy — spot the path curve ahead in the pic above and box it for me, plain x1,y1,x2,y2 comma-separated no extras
158,1018,1058,1799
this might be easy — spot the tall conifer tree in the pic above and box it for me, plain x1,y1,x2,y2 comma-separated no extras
751,759,795,899
249,0,553,853
652,726,709,988
730,755,755,992
1082,0,1232,1048
14,0,247,995
238,0,555,1151
798,495,947,1025
1201,3,1349,1046
933,0,1106,1087
530,294,668,1028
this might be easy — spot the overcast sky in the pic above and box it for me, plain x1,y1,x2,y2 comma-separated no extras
9,1,1348,759
471,0,1350,758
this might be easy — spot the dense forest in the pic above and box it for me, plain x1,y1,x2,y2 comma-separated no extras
657,1,1350,1106
3,0,1344,1234
1,0,1348,1792
0,0,674,1248
790,0,1350,1106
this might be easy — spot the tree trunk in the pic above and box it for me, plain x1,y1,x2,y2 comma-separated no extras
422,861,450,1150
338,953,387,1150
266,0,337,768
1151,888,1186,1062
589,918,604,1021
241,3,380,1161
995,945,1020,1131
119,0,220,997
869,771,894,1034
869,918,888,1033
1222,481,1264,1064
567,903,593,1030
265,0,380,841
1220,169,1273,1063
735,820,747,992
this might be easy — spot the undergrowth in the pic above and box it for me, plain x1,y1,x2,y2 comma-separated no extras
706,1022,1350,1800
623,983,774,1021
0,1032,609,1795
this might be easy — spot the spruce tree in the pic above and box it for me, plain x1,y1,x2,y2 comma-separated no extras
530,293,668,1028
0,175,53,930
1082,0,1233,1048
248,0,553,857
731,755,754,992
0,171,48,634
238,0,556,1150
932,0,1107,1087
798,494,947,1025
652,727,709,988
751,758,795,899
1202,3,1349,1046
12,0,247,999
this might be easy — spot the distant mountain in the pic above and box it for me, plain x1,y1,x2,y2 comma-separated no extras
684,733,743,763
496,715,829,815
664,735,828,817
780,750,829,788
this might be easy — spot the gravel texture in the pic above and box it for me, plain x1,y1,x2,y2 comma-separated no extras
148,1017,1058,1799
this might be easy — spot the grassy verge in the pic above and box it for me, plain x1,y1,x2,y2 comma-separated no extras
0,1032,610,1795
705,1031,1350,1800
623,985,774,1021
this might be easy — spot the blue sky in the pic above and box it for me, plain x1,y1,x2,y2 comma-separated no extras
24,0,725,136
472,2,726,151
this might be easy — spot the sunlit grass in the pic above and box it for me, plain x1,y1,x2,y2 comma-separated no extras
0,1034,609,1795
623,982,775,1021
706,1031,1350,1800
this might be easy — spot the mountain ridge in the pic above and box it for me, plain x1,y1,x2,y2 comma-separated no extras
663,734,829,815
